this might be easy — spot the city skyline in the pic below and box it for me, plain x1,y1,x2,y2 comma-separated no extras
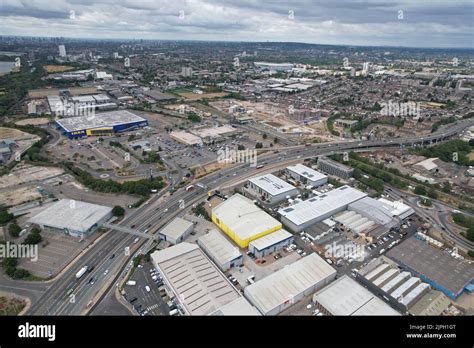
0,0,472,48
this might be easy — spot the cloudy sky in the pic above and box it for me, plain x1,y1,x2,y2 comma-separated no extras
0,0,473,48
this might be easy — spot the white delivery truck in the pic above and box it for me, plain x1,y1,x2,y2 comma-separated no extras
76,266,88,279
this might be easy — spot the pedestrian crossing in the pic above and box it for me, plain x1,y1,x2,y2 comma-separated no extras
146,303,160,311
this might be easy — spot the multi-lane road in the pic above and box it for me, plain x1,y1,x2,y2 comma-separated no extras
12,117,474,315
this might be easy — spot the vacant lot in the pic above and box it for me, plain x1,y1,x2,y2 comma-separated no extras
15,118,50,126
0,295,26,315
43,65,75,73
0,163,64,189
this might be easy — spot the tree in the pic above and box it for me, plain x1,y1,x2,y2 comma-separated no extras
112,206,125,217
467,226,474,242
8,221,21,238
468,250,474,258
262,133,268,140
442,181,452,193
0,208,14,224
255,142,263,149
237,144,245,150
23,229,42,245
414,186,427,196
274,137,278,144
427,188,438,199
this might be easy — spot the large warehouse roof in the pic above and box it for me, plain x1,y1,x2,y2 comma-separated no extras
244,253,336,315
151,243,241,315
56,110,146,132
313,275,400,315
248,174,296,196
212,194,281,241
29,199,112,232
198,229,242,266
286,164,327,182
278,185,367,226
387,238,474,298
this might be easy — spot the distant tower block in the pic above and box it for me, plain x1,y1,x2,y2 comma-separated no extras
58,45,67,57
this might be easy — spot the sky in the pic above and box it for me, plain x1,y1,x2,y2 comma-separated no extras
0,0,473,48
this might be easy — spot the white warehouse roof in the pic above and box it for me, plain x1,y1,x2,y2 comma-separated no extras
313,275,400,315
210,297,261,316
29,199,112,233
248,173,296,196
287,164,327,183
278,185,367,227
212,194,281,241
244,253,336,315
249,229,293,251
159,217,193,240
150,243,241,315
198,229,242,266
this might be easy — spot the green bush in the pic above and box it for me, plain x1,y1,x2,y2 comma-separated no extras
8,221,22,237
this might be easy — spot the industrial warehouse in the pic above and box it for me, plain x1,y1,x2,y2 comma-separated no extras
55,110,148,138
197,229,243,271
357,257,453,315
150,243,258,315
386,238,474,300
246,173,298,204
278,185,367,232
157,217,194,245
248,229,294,258
29,199,113,237
312,275,400,316
211,194,282,248
286,163,328,187
244,253,337,315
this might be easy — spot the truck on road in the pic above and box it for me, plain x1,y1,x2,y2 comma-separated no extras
76,266,88,279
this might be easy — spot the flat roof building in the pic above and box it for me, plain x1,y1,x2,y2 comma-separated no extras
151,243,254,315
278,185,367,232
317,157,354,179
248,229,294,258
247,173,298,204
170,131,203,146
212,194,282,248
387,238,474,299
56,110,148,139
197,229,243,271
312,275,400,316
244,253,337,315
29,199,112,237
158,217,194,245
286,164,328,187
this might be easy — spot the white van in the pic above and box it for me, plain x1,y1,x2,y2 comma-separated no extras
169,309,179,316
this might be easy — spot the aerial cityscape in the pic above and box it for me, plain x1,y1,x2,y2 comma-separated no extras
0,0,472,345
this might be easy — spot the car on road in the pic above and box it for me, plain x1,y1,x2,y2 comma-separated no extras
145,285,151,293
104,269,109,276
110,254,115,259
88,277,95,285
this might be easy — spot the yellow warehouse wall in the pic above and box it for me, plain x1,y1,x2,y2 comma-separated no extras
212,213,282,248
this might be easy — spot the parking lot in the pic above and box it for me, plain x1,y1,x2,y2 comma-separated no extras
121,262,171,316
17,230,96,278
